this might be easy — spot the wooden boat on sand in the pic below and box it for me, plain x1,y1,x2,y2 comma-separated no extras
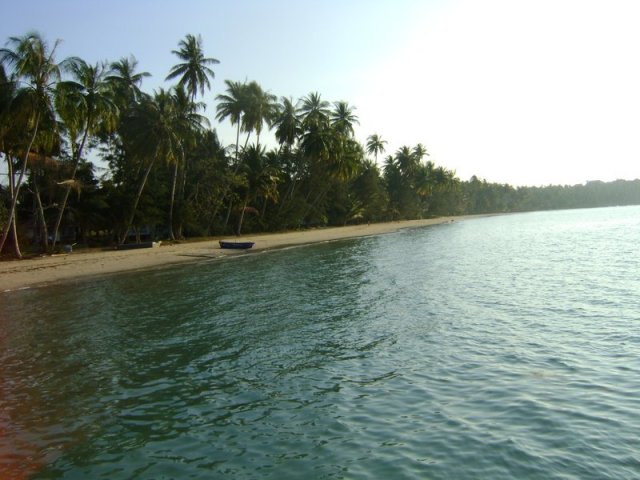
219,240,255,250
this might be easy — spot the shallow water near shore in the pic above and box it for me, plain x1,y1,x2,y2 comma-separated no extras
1,206,639,479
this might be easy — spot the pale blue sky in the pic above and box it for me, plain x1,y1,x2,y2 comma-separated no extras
3,0,640,186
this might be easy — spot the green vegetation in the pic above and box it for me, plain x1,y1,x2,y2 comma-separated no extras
1,32,639,257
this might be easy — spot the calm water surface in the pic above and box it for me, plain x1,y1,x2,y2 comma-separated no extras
1,207,639,479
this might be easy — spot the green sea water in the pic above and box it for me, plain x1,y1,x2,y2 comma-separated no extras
1,206,639,479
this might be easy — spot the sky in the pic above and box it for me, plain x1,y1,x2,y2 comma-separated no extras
3,0,640,186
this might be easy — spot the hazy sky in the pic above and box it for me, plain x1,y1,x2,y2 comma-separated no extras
3,0,640,186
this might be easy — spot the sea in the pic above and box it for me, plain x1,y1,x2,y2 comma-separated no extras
1,206,639,479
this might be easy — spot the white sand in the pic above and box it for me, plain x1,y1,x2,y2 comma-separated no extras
0,217,466,292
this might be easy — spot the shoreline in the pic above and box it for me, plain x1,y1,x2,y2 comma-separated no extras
0,216,470,292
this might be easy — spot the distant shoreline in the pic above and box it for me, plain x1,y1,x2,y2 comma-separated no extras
0,216,476,293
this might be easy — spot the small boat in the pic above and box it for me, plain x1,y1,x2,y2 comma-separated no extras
219,240,255,250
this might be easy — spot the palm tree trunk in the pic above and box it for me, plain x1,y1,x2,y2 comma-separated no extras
168,160,179,240
120,158,155,244
34,180,49,252
0,113,40,257
210,122,242,227
177,151,188,239
222,201,234,234
278,178,297,215
236,196,249,236
51,124,90,251
7,158,21,258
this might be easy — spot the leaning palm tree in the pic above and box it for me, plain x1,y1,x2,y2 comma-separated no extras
0,32,71,257
166,33,219,103
119,89,178,244
51,59,118,250
235,144,280,235
366,133,387,163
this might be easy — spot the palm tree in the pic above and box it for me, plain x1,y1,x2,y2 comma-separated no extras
166,33,219,102
412,143,429,162
330,101,358,137
395,145,420,178
235,144,280,235
215,79,246,164
166,35,217,237
327,137,363,182
51,59,118,250
0,32,70,256
107,55,150,107
119,89,178,244
167,84,208,239
241,81,277,148
273,96,300,150
366,133,387,163
299,91,330,129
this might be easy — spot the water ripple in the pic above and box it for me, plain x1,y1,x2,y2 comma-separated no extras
1,207,640,479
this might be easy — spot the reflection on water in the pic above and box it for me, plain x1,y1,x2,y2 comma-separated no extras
1,206,639,479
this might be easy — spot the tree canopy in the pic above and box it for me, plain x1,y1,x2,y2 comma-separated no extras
1,31,638,257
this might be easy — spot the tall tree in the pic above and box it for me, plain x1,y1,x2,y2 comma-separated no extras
51,59,118,250
167,85,208,239
0,32,70,256
235,144,280,235
241,81,277,147
119,89,178,244
299,91,330,129
366,133,386,163
166,33,218,102
166,34,217,237
273,96,300,150
330,101,358,137
215,79,246,164
107,55,150,107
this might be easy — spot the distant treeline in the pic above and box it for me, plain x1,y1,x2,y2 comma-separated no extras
460,177,640,215
1,32,638,257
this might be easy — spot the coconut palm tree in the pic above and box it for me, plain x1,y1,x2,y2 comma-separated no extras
299,91,330,129
51,59,118,250
0,32,71,256
395,145,420,179
166,34,218,237
412,143,429,162
273,96,300,150
235,144,280,235
215,79,246,164
366,133,387,163
107,55,150,107
330,101,358,137
167,85,208,239
241,81,277,148
119,89,178,244
166,33,219,103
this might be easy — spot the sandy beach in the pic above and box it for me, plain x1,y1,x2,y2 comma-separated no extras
0,217,465,292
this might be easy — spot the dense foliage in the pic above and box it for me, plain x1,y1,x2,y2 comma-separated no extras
1,32,638,257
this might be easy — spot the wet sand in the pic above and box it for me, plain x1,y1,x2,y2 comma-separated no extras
0,217,466,292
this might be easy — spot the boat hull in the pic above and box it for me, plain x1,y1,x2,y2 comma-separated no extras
219,241,255,250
